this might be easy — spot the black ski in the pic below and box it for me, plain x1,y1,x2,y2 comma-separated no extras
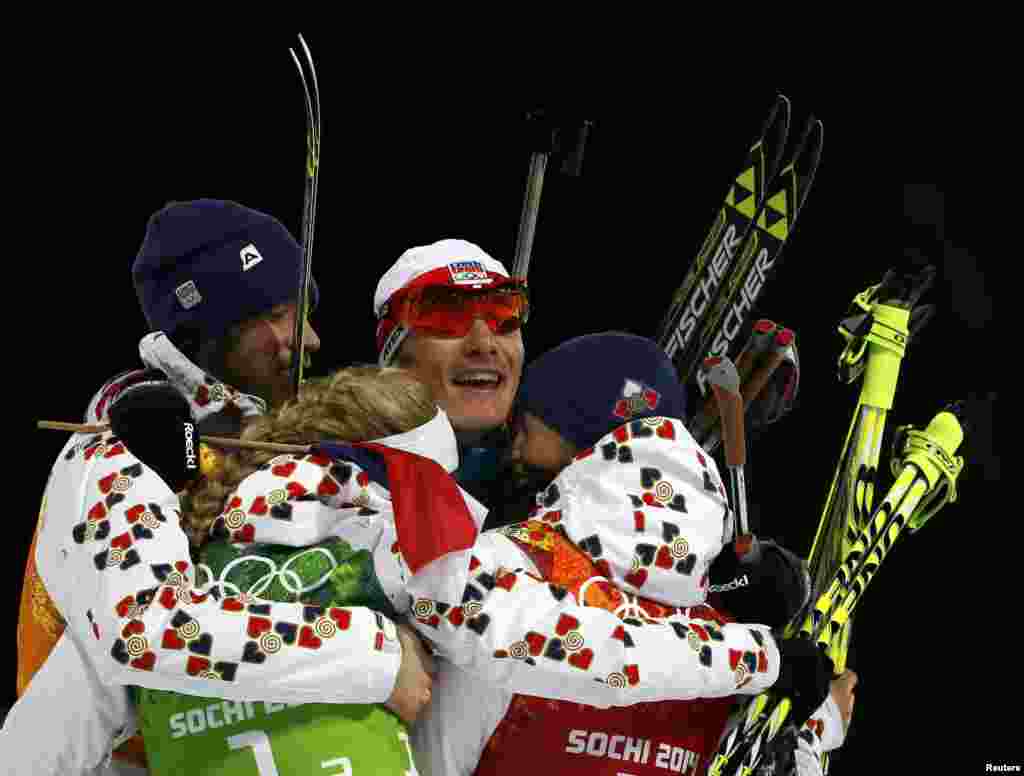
684,113,827,391
288,34,321,397
657,94,790,373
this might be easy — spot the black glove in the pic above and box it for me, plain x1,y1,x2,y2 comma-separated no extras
709,538,810,629
108,378,200,492
773,637,834,729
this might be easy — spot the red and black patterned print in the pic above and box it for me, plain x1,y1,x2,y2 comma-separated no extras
412,554,493,635
110,618,157,672
149,561,196,610
78,461,147,553
626,520,698,591
493,612,605,676
600,424,635,464
239,604,353,663
694,447,727,498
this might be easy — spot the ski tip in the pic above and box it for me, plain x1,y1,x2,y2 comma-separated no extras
796,114,819,145
761,94,791,135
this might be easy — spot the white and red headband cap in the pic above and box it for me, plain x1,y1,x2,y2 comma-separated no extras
374,238,514,366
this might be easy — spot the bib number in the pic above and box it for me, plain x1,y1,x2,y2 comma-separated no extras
225,728,417,775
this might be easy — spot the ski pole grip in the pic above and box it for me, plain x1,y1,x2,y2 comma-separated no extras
712,385,746,468
704,356,744,468
861,304,910,410
696,320,776,432
741,352,784,409
741,328,794,409
736,319,778,383
895,409,965,532
560,120,593,177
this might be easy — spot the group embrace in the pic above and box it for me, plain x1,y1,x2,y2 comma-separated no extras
2,200,853,775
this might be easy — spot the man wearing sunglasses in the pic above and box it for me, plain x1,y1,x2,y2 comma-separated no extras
374,239,528,510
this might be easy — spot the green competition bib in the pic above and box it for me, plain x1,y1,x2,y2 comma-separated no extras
136,538,418,776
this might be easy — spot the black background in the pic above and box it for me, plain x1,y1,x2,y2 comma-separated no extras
8,31,1004,773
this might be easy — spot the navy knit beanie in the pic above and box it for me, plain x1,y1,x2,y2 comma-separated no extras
516,332,687,451
132,199,319,343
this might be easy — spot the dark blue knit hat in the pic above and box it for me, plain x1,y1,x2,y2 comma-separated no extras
132,199,319,342
516,332,687,451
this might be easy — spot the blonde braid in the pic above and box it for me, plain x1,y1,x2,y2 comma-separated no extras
182,366,436,550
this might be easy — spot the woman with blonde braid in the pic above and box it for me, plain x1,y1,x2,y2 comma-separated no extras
135,365,465,775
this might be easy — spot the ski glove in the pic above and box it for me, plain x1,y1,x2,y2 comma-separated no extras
107,375,201,493
773,637,834,729
709,538,810,629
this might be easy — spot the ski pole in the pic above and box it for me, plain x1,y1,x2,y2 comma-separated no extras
714,268,941,776
711,404,965,776
701,356,756,559
699,323,794,451
511,110,592,281
692,320,777,442
735,319,779,383
740,327,795,409
37,420,308,455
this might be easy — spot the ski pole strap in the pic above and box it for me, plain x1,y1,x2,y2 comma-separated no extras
891,409,965,532
837,297,910,408
836,277,889,384
837,266,935,394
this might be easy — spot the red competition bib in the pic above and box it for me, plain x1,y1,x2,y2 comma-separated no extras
473,521,737,776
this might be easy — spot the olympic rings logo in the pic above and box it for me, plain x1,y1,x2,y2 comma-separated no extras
194,546,338,602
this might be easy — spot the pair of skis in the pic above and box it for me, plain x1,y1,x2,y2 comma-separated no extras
288,35,321,398
655,94,823,390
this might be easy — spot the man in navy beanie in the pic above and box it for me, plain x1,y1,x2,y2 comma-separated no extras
132,198,322,410
6,200,435,775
